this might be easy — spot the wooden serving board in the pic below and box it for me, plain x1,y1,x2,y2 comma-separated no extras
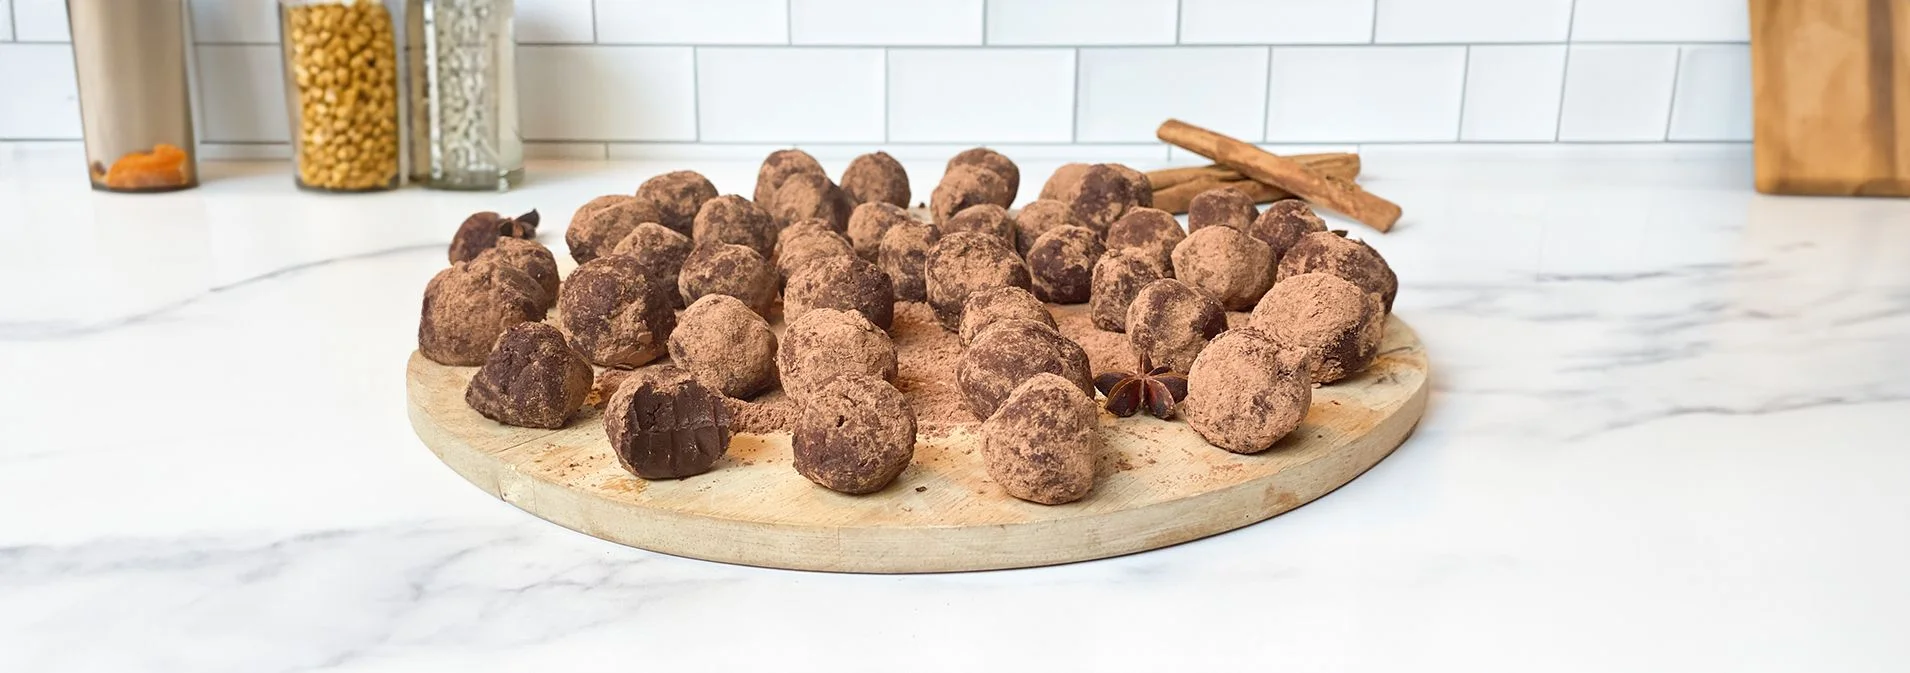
405,311,1429,573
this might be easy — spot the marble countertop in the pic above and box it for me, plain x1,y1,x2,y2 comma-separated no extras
3,145,1907,672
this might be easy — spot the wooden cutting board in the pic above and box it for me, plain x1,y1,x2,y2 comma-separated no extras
1751,0,1910,196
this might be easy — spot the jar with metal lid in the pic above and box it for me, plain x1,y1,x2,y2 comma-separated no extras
67,0,198,192
406,0,523,190
279,0,402,192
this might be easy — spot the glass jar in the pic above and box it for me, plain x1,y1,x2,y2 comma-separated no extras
67,0,197,193
406,0,523,190
279,0,402,192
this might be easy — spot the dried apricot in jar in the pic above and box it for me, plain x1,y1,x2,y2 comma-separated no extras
100,143,189,190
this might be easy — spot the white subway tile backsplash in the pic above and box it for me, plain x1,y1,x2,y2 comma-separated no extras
888,49,1072,142
12,0,68,41
597,0,788,45
1266,46,1465,142
195,45,289,143
697,48,884,142
986,0,1177,46
1461,45,1566,141
518,46,697,141
0,44,78,137
514,0,596,44
1668,45,1751,141
189,0,280,44
1179,0,1374,45
1076,47,1267,142
524,141,608,159
1557,45,1678,141
1572,0,1749,42
792,0,983,45
1376,0,1571,43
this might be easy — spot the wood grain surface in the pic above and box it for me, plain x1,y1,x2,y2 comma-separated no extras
1752,0,1910,196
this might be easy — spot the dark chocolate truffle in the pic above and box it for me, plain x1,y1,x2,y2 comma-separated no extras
465,321,592,429
448,209,538,263
924,231,1032,331
784,255,896,330
753,148,826,210
635,170,718,237
1248,199,1327,263
774,223,856,282
1171,225,1274,311
1064,163,1146,232
692,194,776,259
1013,199,1084,255
418,257,546,366
1252,272,1384,384
567,197,668,264
777,308,898,402
605,375,730,479
1186,186,1256,234
946,147,1020,200
1183,329,1311,454
475,236,558,312
980,373,1097,505
846,201,913,261
958,285,1055,345
678,242,778,316
669,294,779,398
841,151,911,208
792,375,916,494
930,164,1013,226
557,255,676,368
1111,163,1153,208
1039,162,1090,202
1277,231,1399,312
611,222,694,306
1088,248,1164,332
1105,206,1186,277
957,318,1094,418
1028,225,1106,304
878,219,939,302
565,195,629,261
943,203,1017,249
771,172,852,232
1125,278,1227,372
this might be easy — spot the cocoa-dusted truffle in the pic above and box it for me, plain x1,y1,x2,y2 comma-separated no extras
771,172,852,232
1248,199,1327,262
793,374,916,494
668,294,780,398
846,201,913,261
692,194,776,258
784,255,896,330
566,197,667,264
557,255,676,367
465,322,592,429
924,231,1031,330
1013,199,1083,255
635,170,717,237
930,164,1013,226
957,318,1093,418
840,151,910,208
1252,272,1384,383
774,223,855,282
1183,329,1311,454
611,222,694,306
878,220,939,302
958,285,1055,345
1088,248,1164,332
1186,186,1256,234
778,308,898,402
566,195,629,257
1028,225,1106,304
1064,163,1147,232
753,148,826,210
1105,207,1186,276
448,209,538,263
980,373,1097,505
1110,164,1153,208
605,375,731,479
1039,162,1090,202
678,243,777,315
1171,225,1273,311
1277,231,1399,312
418,257,546,366
475,236,558,312
1126,278,1227,372
587,364,691,408
942,203,1017,249
947,147,1020,200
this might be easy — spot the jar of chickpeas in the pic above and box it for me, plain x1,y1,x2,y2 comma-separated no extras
279,0,402,192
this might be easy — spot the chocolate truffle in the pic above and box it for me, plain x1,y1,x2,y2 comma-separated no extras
567,197,668,264
878,220,939,302
980,373,1097,505
1171,225,1274,311
778,308,898,402
692,194,777,258
418,257,546,366
924,231,1032,331
448,209,538,263
771,172,852,232
1277,231,1399,312
1125,278,1227,373
1252,272,1384,384
605,375,731,479
774,224,856,282
793,375,916,494
1064,163,1147,232
1186,186,1256,234
1088,248,1165,332
635,170,718,237
958,286,1055,345
557,255,676,368
1013,199,1083,255
753,148,826,210
946,147,1020,200
957,318,1094,418
846,201,913,261
1183,329,1311,454
1111,164,1153,208
566,195,629,258
841,151,911,208
942,203,1018,249
1028,225,1106,304
678,243,777,316
1039,162,1090,202
588,364,692,408
669,294,780,399
465,322,593,429
475,236,558,312
784,255,896,330
1248,199,1327,262
930,164,1013,226
1105,207,1186,277
611,222,694,306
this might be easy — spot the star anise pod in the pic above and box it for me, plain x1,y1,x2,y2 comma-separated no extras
1093,356,1189,420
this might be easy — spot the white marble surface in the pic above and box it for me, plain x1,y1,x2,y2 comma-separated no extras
2,144,1908,672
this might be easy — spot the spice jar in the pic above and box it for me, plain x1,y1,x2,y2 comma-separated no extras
279,0,402,192
406,0,523,190
67,0,197,192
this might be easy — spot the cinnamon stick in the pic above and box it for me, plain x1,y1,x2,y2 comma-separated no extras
1156,119,1401,232
1151,155,1363,214
1146,153,1360,190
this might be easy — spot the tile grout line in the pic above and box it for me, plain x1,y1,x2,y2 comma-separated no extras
1454,45,1471,141
589,0,597,43
1367,0,1378,43
1554,0,1579,141
882,48,890,143
509,40,1747,49
1173,0,1183,43
1070,47,1081,143
1261,46,1274,142
785,0,793,44
1662,45,1682,140
691,47,701,142
980,0,989,45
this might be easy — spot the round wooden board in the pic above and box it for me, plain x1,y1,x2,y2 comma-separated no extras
405,313,1429,573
